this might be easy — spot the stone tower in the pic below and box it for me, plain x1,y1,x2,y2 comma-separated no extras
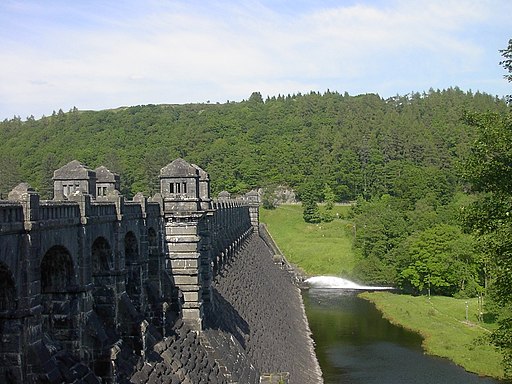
160,158,208,331
94,165,120,197
53,160,96,200
245,190,260,234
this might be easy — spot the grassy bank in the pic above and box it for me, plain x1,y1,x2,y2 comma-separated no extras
259,204,355,276
261,205,504,379
360,291,504,379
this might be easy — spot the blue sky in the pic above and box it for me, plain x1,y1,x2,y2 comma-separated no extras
0,0,510,120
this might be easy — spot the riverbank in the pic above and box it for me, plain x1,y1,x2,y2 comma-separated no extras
260,205,506,379
360,291,505,380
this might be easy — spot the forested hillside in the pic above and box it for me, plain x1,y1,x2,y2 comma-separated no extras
0,88,507,200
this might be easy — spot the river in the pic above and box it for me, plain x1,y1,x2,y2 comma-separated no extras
302,277,503,384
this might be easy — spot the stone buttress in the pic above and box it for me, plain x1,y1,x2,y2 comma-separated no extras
160,158,211,331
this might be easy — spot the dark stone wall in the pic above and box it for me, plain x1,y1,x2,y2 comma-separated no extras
129,233,322,384
130,318,229,384
0,161,322,383
207,233,322,384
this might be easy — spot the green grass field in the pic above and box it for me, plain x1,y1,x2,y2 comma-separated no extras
360,292,504,379
259,204,355,276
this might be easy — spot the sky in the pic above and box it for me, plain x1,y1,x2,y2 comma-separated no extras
0,0,511,120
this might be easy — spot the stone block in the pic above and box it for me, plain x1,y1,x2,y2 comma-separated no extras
168,252,200,260
182,307,202,319
0,352,21,366
166,226,200,236
173,275,200,286
167,242,200,252
172,267,200,276
166,234,201,243
170,259,199,269
183,291,200,302
0,334,21,353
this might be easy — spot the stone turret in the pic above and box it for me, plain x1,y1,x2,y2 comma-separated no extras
53,160,96,200
218,191,231,201
160,158,209,331
160,158,200,212
94,166,120,197
245,190,260,234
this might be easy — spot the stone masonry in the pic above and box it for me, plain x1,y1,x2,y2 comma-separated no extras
0,159,322,384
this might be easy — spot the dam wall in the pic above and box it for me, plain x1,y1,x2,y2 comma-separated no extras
0,159,322,383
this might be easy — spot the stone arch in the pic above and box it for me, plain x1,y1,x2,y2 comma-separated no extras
40,246,79,354
0,262,16,312
90,237,116,383
148,227,157,247
92,236,113,274
41,245,74,293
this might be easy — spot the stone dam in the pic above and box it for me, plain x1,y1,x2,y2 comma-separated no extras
0,158,323,383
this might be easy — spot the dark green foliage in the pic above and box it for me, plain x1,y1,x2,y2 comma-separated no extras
323,184,335,211
301,181,322,224
396,224,480,296
303,199,321,224
350,193,484,296
500,38,512,102
463,107,512,376
261,186,277,210
460,39,512,376
0,89,506,199
0,154,22,199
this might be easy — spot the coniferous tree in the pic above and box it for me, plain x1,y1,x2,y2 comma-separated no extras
303,198,321,224
301,183,321,224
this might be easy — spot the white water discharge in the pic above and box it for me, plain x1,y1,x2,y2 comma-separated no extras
305,276,393,290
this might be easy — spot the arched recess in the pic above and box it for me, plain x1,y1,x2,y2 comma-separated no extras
89,237,115,383
41,245,74,293
146,227,165,328
92,236,113,274
40,246,78,352
125,231,138,264
124,231,142,309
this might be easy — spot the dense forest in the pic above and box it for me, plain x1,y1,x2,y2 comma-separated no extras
0,88,507,202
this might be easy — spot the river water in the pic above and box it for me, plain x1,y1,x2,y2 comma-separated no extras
302,277,502,384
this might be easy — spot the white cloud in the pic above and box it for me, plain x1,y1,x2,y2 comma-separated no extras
0,0,510,119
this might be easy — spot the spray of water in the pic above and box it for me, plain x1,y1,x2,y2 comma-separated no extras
304,276,393,290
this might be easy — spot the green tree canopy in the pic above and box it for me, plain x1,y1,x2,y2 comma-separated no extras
461,38,512,377
396,224,480,296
